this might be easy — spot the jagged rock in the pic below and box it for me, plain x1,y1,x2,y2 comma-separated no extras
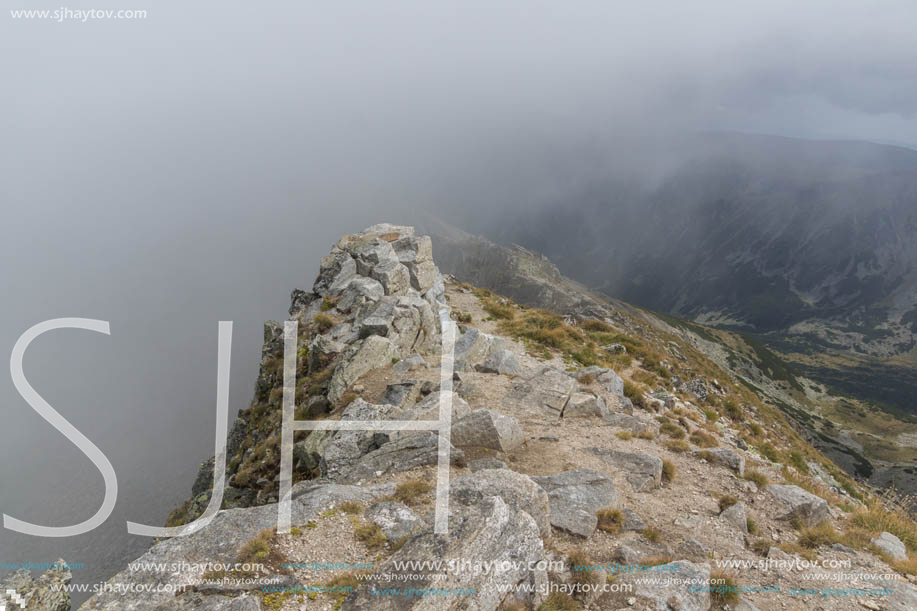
353,239,399,276
684,379,709,400
532,469,621,538
676,538,708,559
343,495,547,610
621,508,646,531
694,447,745,475
308,334,346,372
507,367,576,415
451,468,551,537
0,560,72,611
563,392,608,418
370,259,412,296
335,276,385,312
766,484,830,527
476,348,522,376
721,501,749,533
603,412,658,435
314,250,358,296
451,409,524,452
342,432,465,482
302,399,398,479
602,343,627,354
81,483,396,610
393,235,437,292
575,366,626,397
619,561,711,611
453,327,505,371
832,543,856,554
871,531,907,561
589,448,663,491
469,458,508,472
380,381,419,409
365,501,423,541
328,335,396,404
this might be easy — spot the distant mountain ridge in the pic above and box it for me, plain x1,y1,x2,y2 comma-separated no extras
463,132,917,414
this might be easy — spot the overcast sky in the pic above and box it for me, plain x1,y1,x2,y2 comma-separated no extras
2,0,917,593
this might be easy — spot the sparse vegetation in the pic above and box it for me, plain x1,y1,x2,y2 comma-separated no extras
313,313,334,333
537,592,578,611
660,421,686,440
354,522,387,549
643,526,662,542
615,430,633,441
690,430,719,448
388,480,433,505
718,495,739,512
743,469,769,487
709,570,741,605
596,508,623,534
338,501,364,515
665,440,691,453
662,459,676,483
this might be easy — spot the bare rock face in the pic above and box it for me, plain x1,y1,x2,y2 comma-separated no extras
343,495,547,611
563,392,608,418
328,335,397,404
451,409,524,452
766,484,830,527
531,469,621,538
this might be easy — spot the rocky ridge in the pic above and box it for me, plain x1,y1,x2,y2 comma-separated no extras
55,224,917,611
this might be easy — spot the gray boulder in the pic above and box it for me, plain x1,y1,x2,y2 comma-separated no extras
451,409,524,452
507,367,576,416
476,348,522,376
335,276,385,313
365,501,423,541
563,392,608,418
532,469,620,538
370,260,412,296
695,447,745,476
766,484,830,527
589,448,663,491
618,560,712,611
342,432,465,482
720,501,749,533
871,531,907,561
343,495,547,610
676,538,708,559
451,468,551,537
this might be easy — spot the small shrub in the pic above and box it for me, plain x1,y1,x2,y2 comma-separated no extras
238,529,273,564
709,570,741,605
690,430,719,448
638,430,656,440
662,460,676,484
313,314,334,333
596,509,623,534
788,451,810,474
665,440,691,453
759,443,780,463
623,381,648,409
702,408,719,423
798,523,841,549
568,549,599,587
747,422,763,437
537,592,578,611
746,517,759,535
643,526,662,543
389,480,433,505
321,296,337,312
660,421,686,440
338,501,364,515
354,522,387,549
718,495,739,512
455,312,473,323
743,469,769,487
615,431,634,441
750,539,770,555
723,399,743,421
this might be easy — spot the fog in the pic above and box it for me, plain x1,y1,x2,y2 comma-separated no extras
3,0,917,594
